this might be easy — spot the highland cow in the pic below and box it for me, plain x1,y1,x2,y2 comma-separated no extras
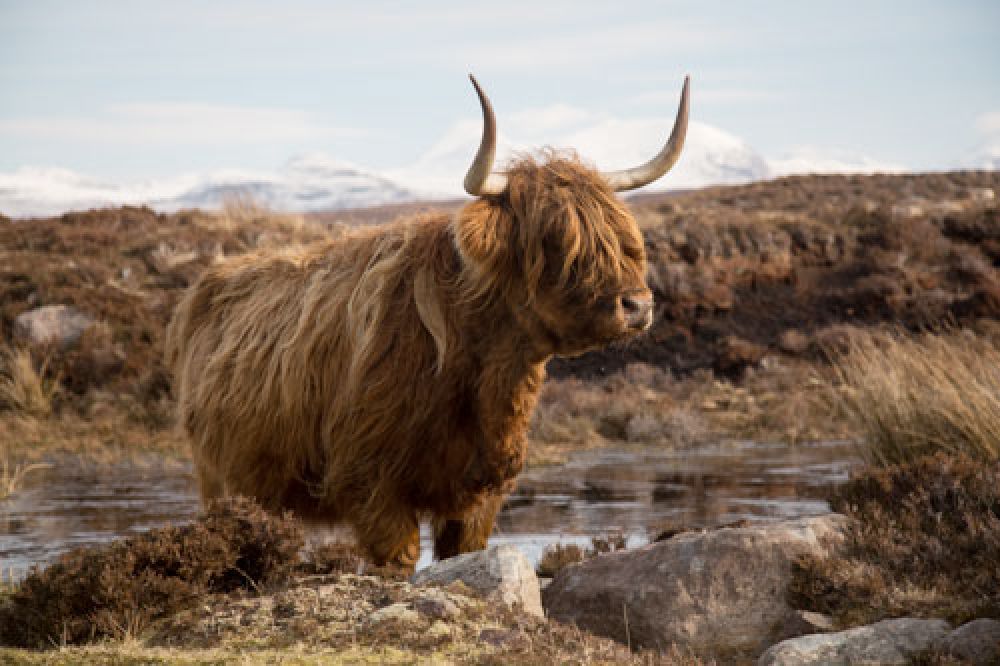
166,75,690,568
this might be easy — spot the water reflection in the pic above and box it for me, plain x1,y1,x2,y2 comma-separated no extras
0,440,857,579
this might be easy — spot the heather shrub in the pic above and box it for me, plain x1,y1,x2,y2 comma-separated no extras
0,496,303,647
790,452,1000,627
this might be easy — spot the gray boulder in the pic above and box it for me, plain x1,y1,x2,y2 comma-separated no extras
14,305,93,348
758,617,951,665
412,544,543,618
933,618,1000,666
542,514,848,655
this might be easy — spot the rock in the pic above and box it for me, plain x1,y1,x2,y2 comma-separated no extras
778,329,811,355
412,545,543,618
413,588,462,620
543,514,848,655
426,620,452,639
933,618,1000,665
14,305,94,348
758,617,951,665
968,187,996,202
368,602,419,626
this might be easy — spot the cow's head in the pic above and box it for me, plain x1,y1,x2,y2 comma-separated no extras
454,75,690,357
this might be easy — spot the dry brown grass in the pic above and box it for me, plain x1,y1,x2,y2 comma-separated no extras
831,330,1000,465
0,452,51,501
0,347,57,418
206,194,334,242
527,364,709,465
529,359,844,467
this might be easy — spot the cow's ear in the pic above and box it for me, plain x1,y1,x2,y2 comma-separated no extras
453,199,512,273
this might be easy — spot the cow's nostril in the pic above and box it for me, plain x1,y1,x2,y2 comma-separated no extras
621,296,641,314
620,294,653,329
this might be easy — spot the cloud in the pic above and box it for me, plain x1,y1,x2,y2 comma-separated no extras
976,111,1000,136
0,103,362,147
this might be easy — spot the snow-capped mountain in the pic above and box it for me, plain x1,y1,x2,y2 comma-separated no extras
385,117,772,197
0,155,417,218
1,120,911,219
160,155,416,212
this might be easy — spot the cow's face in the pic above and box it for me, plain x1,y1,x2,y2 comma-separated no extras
455,157,653,357
519,161,652,356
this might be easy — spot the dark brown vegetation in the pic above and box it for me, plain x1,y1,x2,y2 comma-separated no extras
0,172,994,418
0,496,303,648
0,204,327,411
2,173,996,418
0,203,329,459
789,452,1000,628
553,170,1000,379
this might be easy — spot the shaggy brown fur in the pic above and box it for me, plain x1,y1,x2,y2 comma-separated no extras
166,155,651,567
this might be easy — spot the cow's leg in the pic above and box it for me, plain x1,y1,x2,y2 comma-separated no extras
432,492,504,560
355,504,421,571
194,456,227,505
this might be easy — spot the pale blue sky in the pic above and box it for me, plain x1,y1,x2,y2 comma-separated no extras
1,0,998,182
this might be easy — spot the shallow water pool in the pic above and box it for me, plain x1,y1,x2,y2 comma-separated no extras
0,439,857,579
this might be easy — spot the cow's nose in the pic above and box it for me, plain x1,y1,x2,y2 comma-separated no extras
620,293,654,330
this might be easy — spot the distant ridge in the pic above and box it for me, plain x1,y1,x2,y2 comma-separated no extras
0,155,417,219
1,120,912,218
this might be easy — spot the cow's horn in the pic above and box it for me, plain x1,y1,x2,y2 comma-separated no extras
601,76,690,192
463,74,509,196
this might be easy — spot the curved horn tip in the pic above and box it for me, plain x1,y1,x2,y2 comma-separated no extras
600,75,691,192
463,72,508,196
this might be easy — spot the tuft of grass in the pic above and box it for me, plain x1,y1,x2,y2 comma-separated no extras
831,330,1000,465
0,496,304,648
537,532,629,578
0,348,57,418
536,543,586,578
789,452,1000,628
0,453,51,501
212,193,311,238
